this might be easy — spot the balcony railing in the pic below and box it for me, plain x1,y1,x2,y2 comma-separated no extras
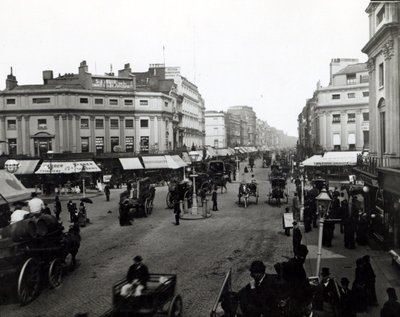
356,154,393,175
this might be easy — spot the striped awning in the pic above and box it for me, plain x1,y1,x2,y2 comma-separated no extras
14,160,40,175
171,155,187,168
142,156,169,169
119,158,144,170
35,160,101,174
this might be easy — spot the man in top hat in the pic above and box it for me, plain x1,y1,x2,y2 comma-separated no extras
314,267,339,314
381,287,400,317
120,255,149,297
292,221,302,256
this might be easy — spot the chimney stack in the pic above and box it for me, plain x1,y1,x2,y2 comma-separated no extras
79,60,88,75
43,70,53,84
5,67,17,90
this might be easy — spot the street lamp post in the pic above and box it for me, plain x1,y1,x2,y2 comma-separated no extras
47,150,54,195
81,164,87,198
188,151,199,215
315,188,332,278
234,147,240,182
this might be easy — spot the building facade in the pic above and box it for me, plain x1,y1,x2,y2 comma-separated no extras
227,106,257,146
204,111,226,148
225,113,241,147
0,61,176,157
315,59,370,152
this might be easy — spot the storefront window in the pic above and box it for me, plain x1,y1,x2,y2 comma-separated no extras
96,137,104,155
140,136,149,153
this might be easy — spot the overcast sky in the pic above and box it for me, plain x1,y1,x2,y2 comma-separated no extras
0,0,371,137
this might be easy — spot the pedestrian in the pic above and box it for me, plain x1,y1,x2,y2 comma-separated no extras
104,184,111,202
28,192,45,214
363,255,378,306
303,202,312,233
339,196,349,234
173,197,181,225
314,267,339,314
356,214,369,246
67,200,75,222
292,193,300,221
42,203,51,215
120,255,150,297
292,221,302,256
212,187,218,211
244,166,249,173
323,214,335,247
54,195,62,220
381,287,400,317
352,257,368,313
343,217,356,249
283,207,291,236
338,277,356,317
199,188,206,207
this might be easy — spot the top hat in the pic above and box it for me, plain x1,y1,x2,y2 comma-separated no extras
292,221,298,225
321,267,330,276
133,255,143,262
249,260,266,274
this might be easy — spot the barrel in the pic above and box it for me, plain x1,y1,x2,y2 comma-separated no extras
36,214,59,236
0,219,37,242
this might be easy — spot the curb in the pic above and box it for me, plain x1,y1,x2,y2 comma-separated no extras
180,213,212,220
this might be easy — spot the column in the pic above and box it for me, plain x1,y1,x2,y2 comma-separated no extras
90,116,95,153
149,116,155,151
325,112,331,149
341,111,346,150
157,117,162,151
54,115,60,153
24,115,30,155
61,115,68,152
17,116,23,154
104,116,110,152
367,57,377,155
75,115,81,153
159,117,165,152
68,114,74,152
135,117,140,153
356,110,362,150
119,116,125,150
0,116,6,154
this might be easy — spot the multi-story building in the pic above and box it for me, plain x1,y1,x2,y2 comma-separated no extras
255,119,270,150
314,59,370,151
0,61,176,157
225,113,241,147
227,106,257,146
204,111,226,148
355,1,400,248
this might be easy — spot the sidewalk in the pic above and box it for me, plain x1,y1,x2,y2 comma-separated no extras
300,221,400,317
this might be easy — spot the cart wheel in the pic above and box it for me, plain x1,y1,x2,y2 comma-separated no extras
168,294,183,317
18,258,41,305
148,199,154,214
166,192,174,209
256,194,259,205
48,258,63,289
144,198,150,217
244,197,248,208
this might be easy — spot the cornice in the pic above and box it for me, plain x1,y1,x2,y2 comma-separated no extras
362,22,399,54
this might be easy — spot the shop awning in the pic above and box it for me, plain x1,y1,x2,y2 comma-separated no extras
119,158,144,170
206,147,218,158
14,160,40,175
315,151,361,166
181,152,191,164
215,148,231,156
171,155,187,168
300,155,323,167
0,170,32,203
35,160,101,174
142,156,169,169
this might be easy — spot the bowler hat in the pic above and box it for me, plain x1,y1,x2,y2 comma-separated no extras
292,221,298,225
133,255,143,262
249,260,266,274
321,267,330,276
387,287,397,300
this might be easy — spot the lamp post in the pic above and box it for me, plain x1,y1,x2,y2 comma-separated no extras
299,166,305,221
234,147,240,182
315,188,332,278
46,150,54,195
188,151,199,215
81,164,87,198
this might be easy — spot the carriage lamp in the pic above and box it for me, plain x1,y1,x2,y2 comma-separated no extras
189,151,199,215
4,159,20,174
315,188,332,278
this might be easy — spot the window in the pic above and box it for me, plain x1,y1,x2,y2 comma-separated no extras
111,137,119,152
346,74,357,85
125,119,134,128
214,139,219,147
333,134,341,150
140,119,149,128
332,114,341,123
95,137,104,154
360,75,369,83
347,113,356,123
125,136,134,152
95,98,103,105
363,113,369,121
109,99,118,105
363,131,369,148
165,101,168,107
32,97,50,104
38,119,47,129
140,136,149,153
348,133,356,150
8,139,17,155
139,100,148,106
379,63,384,87
7,119,16,130
347,93,355,99
110,119,119,129
80,98,88,104
6,99,15,105
81,137,89,153
332,94,340,100
380,111,386,153
124,99,133,106
80,118,89,129
377,6,385,25
95,119,104,129
362,91,369,97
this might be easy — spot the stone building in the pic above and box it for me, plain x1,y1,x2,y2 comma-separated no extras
204,111,226,148
227,106,256,146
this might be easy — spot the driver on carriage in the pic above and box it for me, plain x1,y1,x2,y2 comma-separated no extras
120,255,150,298
249,174,257,191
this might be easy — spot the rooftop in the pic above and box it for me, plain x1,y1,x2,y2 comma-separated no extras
334,63,368,75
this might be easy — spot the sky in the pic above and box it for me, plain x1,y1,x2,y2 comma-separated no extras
0,0,371,137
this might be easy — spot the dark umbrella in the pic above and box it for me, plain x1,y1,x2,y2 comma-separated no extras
80,197,93,204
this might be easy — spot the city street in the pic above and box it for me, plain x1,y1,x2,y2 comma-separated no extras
1,160,296,317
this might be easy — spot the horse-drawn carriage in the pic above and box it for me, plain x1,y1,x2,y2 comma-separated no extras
0,215,80,305
102,273,182,317
119,177,156,218
166,179,193,209
262,152,272,168
268,177,288,206
238,182,259,208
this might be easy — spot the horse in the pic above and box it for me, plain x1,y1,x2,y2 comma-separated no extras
238,183,250,208
61,224,81,270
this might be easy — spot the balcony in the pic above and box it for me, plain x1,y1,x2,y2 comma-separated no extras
356,154,393,175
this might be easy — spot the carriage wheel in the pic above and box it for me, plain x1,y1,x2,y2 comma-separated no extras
166,192,174,209
144,198,150,217
18,258,41,305
167,294,183,317
256,194,259,205
244,197,248,208
48,258,63,289
147,199,154,215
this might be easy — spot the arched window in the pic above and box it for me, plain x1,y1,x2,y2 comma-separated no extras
378,98,386,154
